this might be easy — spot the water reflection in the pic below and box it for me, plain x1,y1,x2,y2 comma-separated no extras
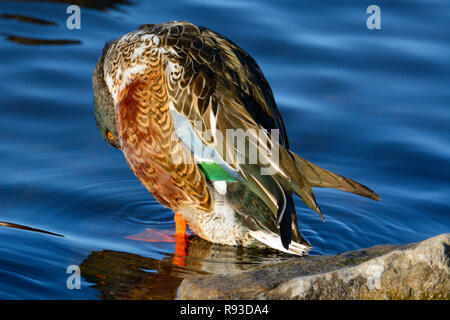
3,34,81,45
0,221,64,237
11,0,132,11
1,14,57,25
81,249,184,300
1,9,78,45
80,236,288,300
1,0,134,46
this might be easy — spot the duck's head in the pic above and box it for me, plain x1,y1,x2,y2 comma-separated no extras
92,42,121,150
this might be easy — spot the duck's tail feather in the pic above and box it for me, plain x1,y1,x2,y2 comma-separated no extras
274,147,325,222
292,179,325,221
289,151,380,202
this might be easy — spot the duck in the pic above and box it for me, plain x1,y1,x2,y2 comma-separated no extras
92,21,379,255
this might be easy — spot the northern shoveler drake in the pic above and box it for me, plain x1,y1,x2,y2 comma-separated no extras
93,21,379,255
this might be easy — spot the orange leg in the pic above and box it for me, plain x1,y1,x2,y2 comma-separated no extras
124,213,189,266
174,212,187,237
173,213,188,267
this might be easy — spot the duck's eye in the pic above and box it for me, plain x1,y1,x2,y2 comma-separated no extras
107,131,114,141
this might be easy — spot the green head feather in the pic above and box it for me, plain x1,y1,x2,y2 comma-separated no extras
92,41,121,150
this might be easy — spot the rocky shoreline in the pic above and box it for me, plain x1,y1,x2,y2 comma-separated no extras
177,233,450,300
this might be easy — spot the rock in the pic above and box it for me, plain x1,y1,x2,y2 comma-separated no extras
177,233,450,300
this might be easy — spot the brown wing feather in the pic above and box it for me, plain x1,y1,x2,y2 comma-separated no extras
139,22,289,146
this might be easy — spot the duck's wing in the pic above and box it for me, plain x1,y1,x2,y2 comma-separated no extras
138,22,322,249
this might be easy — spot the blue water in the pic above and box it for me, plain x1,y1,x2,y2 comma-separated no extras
0,0,448,299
